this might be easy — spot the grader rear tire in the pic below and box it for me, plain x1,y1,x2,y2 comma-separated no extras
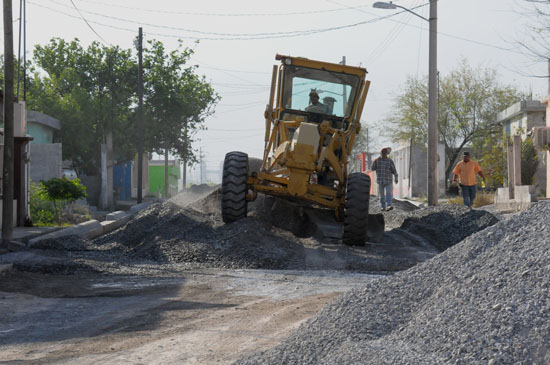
221,151,249,223
343,172,371,246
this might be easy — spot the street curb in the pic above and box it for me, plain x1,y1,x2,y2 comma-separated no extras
26,201,155,247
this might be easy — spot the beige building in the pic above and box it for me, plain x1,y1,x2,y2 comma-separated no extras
497,100,547,196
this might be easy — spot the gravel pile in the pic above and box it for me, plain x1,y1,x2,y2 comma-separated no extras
238,201,550,365
93,198,307,270
383,204,499,251
22,190,498,274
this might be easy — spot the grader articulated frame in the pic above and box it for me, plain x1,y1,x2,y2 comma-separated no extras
221,54,383,245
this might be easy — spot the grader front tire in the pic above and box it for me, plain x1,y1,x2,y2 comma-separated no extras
221,151,249,223
343,172,371,246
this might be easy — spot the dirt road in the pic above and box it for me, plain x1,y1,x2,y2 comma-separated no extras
0,269,378,364
0,188,501,364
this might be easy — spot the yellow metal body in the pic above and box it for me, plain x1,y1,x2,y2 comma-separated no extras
249,55,370,215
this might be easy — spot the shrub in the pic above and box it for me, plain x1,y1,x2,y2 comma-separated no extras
521,137,538,185
37,177,87,226
29,181,56,226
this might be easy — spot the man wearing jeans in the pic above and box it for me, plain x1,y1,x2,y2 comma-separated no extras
452,151,486,208
371,148,398,211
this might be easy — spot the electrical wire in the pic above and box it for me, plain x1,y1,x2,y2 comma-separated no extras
198,66,270,75
45,0,412,38
328,0,525,55
29,0,427,40
28,0,528,55
68,0,108,44
365,10,413,64
73,0,374,17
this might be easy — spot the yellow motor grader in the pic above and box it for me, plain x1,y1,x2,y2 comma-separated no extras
221,54,383,245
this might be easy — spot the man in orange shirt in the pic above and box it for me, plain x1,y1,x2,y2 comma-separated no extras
452,151,486,207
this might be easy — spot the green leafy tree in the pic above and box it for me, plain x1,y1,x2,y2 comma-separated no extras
30,38,137,176
521,137,539,185
479,138,508,188
39,177,87,225
143,39,218,197
385,59,526,186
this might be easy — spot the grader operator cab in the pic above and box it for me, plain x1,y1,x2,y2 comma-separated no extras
221,54,384,245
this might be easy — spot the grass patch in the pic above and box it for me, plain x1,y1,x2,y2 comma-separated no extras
448,196,463,205
447,191,495,208
473,192,494,208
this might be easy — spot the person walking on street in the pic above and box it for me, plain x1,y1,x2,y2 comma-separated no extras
371,148,398,211
451,151,486,208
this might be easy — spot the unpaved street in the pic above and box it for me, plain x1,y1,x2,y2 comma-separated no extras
0,188,504,364
0,269,378,364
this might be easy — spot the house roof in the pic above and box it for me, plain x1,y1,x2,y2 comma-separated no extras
27,110,61,130
497,100,546,123
0,91,61,130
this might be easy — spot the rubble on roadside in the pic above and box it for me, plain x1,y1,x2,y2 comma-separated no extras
5,189,499,274
237,201,550,365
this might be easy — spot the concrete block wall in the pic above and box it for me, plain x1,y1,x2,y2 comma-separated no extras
390,142,445,198
495,185,537,211
29,143,62,183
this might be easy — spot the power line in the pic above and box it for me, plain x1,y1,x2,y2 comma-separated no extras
68,0,108,44
73,0,374,17
46,0,411,38
29,0,427,40
28,0,530,54
333,0,524,55
365,7,414,64
199,66,270,75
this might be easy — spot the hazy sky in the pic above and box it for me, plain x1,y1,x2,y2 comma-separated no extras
2,0,548,182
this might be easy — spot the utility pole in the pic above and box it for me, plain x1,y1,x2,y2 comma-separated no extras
3,0,15,245
182,121,188,189
546,58,550,198
199,147,204,185
16,0,22,99
137,27,144,204
427,0,438,206
372,1,438,204
22,0,26,101
164,140,169,199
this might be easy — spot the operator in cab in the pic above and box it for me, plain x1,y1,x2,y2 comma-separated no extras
305,90,328,114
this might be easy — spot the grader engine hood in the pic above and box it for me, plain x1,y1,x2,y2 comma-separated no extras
284,123,319,196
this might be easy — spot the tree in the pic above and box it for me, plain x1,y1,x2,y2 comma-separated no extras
39,177,87,225
30,38,137,176
521,137,539,185
143,39,218,197
385,59,526,186
517,1,550,63
478,137,508,189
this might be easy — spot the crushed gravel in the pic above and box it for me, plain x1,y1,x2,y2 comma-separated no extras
4,189,499,275
237,201,550,365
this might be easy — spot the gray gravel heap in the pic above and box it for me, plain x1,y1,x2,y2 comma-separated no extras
21,190,498,274
238,201,550,365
